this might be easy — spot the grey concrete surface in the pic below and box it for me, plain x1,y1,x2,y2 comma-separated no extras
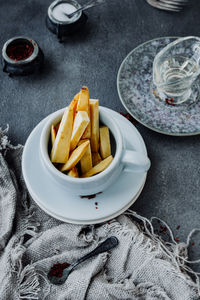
0,0,200,264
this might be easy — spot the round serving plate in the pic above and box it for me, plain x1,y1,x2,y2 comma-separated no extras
117,37,200,136
22,107,148,224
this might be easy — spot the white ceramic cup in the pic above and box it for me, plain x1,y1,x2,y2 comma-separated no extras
40,107,150,195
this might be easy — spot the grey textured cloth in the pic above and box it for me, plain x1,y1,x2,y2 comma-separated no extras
0,128,199,300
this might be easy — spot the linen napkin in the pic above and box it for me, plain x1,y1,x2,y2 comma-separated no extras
0,127,199,300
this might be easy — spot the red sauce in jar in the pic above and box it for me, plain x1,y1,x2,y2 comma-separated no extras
6,41,34,61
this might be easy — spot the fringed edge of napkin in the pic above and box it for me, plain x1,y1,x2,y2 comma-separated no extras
0,125,22,152
0,126,50,299
10,204,50,300
105,211,200,297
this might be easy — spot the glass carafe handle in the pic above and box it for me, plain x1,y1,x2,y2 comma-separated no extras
181,42,200,72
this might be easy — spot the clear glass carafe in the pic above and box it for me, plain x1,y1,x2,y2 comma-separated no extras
153,36,200,105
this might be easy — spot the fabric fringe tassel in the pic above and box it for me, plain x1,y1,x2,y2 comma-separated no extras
17,264,50,300
17,264,40,300
8,170,49,298
10,206,51,300
0,125,21,152
0,125,50,299
10,218,50,300
125,210,200,296
103,211,200,295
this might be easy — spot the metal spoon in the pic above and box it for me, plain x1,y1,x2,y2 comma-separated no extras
64,0,106,19
48,236,119,285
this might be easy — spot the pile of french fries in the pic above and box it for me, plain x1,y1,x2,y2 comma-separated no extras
50,87,113,178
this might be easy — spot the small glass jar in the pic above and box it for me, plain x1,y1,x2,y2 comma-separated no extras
153,36,200,105
46,0,88,42
2,36,44,76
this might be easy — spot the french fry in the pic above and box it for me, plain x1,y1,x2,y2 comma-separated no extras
60,140,89,172
68,167,79,178
90,99,99,152
69,93,79,120
77,87,91,139
51,107,73,163
77,87,89,111
78,139,92,174
51,124,56,146
92,152,102,166
70,111,89,151
82,116,91,139
99,126,111,159
81,155,113,178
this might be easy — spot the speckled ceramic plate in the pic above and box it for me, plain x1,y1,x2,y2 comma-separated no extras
117,37,200,136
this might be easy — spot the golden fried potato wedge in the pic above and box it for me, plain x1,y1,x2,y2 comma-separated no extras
78,139,92,174
60,140,89,172
92,152,102,166
82,116,91,139
51,124,56,146
90,99,99,152
70,111,89,151
68,167,79,178
51,107,73,163
69,94,79,120
77,87,89,111
77,87,91,139
99,126,111,159
81,155,113,178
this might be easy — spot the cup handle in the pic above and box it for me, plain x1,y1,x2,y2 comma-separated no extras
122,150,151,172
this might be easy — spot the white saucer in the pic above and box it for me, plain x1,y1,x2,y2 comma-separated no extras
22,107,148,224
